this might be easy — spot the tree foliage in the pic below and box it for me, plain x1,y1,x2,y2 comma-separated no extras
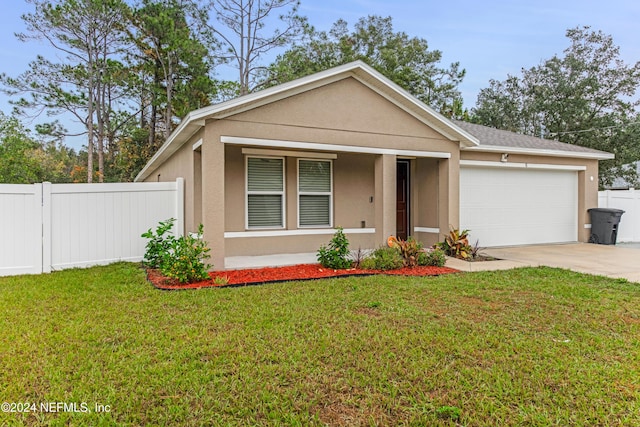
265,16,466,114
1,0,223,182
129,0,216,143
206,0,308,95
0,112,77,183
1,0,131,182
472,26,640,188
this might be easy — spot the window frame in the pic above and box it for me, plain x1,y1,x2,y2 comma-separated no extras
245,155,286,230
297,158,333,228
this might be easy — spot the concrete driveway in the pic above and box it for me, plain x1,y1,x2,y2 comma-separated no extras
464,243,640,283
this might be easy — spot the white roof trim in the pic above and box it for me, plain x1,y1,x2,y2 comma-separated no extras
460,160,587,171
221,136,452,159
134,116,203,182
135,61,477,181
462,144,615,160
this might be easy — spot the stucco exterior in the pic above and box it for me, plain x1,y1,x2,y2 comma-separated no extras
137,61,612,270
143,128,203,233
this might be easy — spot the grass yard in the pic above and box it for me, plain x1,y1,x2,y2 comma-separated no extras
1,263,639,426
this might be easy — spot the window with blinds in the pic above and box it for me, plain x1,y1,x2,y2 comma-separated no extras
246,157,284,228
298,159,332,227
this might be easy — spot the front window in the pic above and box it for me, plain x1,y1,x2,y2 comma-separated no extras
298,159,332,227
246,157,285,228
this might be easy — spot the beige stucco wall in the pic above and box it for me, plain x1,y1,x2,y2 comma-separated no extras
334,153,376,229
202,78,460,264
413,158,442,245
142,129,204,234
460,150,600,243
216,79,456,153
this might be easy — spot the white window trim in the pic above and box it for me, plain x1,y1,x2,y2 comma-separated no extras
297,158,333,228
245,155,286,230
414,227,440,234
225,228,375,238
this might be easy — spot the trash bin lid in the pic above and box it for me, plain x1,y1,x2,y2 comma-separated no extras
588,208,625,214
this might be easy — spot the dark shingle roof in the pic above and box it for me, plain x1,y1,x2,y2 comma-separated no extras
453,120,612,156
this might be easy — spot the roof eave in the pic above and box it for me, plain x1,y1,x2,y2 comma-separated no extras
462,145,615,161
134,117,204,182
135,61,480,181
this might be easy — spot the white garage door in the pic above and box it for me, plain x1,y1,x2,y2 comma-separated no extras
460,166,578,247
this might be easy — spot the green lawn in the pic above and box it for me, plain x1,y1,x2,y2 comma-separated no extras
1,263,639,426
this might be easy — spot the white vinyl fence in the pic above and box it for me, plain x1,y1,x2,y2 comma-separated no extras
598,189,640,242
0,179,184,277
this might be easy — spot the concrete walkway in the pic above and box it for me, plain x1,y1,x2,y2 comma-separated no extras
446,243,640,283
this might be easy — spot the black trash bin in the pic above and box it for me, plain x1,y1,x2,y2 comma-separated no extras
588,208,625,245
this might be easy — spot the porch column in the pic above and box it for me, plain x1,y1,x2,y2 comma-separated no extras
438,155,460,235
202,124,225,270
375,154,396,244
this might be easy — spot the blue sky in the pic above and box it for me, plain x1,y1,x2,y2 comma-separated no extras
1,0,638,150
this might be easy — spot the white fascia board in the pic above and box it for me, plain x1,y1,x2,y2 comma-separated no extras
134,66,384,182
134,118,202,182
135,60,476,181
193,60,479,146
222,136,451,159
462,145,614,160
460,160,587,171
191,63,366,121
349,70,479,148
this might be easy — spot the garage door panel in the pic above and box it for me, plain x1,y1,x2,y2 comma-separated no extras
460,167,578,247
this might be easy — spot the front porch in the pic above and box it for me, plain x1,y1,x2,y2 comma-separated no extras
216,141,457,269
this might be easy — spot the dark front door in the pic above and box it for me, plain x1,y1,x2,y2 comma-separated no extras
396,160,410,240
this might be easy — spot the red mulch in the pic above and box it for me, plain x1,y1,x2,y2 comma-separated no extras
146,263,460,290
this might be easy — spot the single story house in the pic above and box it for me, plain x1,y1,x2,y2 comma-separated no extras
135,61,614,270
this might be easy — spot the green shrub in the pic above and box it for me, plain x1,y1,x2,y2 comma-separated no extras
360,246,404,270
160,224,211,283
141,218,176,269
142,220,212,284
317,227,352,269
417,247,447,267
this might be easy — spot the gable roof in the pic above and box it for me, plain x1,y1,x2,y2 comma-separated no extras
135,61,614,181
455,120,614,160
135,61,479,182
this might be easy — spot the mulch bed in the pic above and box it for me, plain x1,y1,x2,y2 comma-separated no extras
146,263,460,290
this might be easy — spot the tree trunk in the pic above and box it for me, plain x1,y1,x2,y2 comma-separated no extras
165,56,174,140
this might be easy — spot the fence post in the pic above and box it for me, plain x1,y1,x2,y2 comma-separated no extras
633,188,639,242
32,183,44,274
42,182,52,274
176,177,185,237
